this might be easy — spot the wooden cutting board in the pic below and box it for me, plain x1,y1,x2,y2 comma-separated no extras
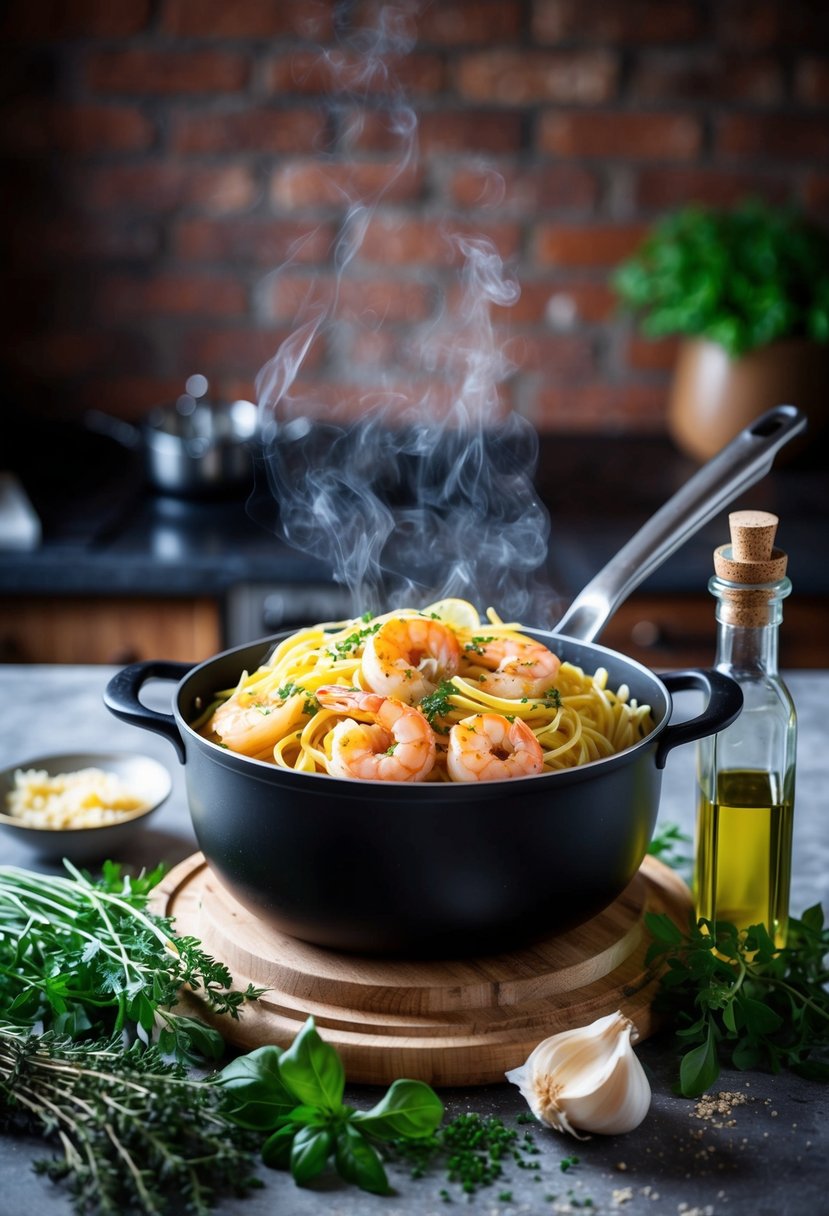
154,852,691,1086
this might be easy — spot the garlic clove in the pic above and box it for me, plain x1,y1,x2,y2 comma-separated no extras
505,1010,651,1139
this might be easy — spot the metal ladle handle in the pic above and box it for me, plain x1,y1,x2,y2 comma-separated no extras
555,404,807,643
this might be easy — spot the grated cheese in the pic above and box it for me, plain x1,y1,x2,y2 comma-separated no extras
5,767,148,829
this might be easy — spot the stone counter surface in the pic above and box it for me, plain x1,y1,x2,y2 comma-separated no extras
0,665,827,1216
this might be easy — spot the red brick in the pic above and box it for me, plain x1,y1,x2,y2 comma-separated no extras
626,335,680,372
73,378,191,420
267,273,435,325
0,102,153,154
535,224,648,267
635,167,793,211
490,280,615,325
358,217,521,266
803,173,829,216
716,1,829,49
266,50,445,97
85,165,257,214
174,218,334,264
1,0,150,38
717,114,829,161
85,50,250,95
95,273,247,319
533,0,703,43
447,164,597,213
538,111,702,159
7,216,159,262
172,106,325,155
406,1,523,46
631,52,783,104
418,111,524,156
795,58,829,105
270,161,424,210
183,326,327,377
346,328,401,369
499,331,595,376
161,0,334,39
0,330,138,378
531,381,667,433
456,50,618,105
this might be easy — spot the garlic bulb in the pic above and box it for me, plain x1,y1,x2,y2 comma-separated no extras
505,1010,651,1139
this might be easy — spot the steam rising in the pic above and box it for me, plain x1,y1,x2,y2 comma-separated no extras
251,4,556,624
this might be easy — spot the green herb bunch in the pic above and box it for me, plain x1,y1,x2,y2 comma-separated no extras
0,1022,260,1216
219,1016,443,1195
613,199,829,357
646,905,829,1098
0,861,264,1061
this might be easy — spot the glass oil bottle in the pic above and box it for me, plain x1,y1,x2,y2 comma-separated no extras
694,510,797,948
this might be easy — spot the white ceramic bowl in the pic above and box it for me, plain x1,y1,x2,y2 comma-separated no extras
0,751,172,861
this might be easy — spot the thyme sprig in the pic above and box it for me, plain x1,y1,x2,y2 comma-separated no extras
646,904,829,1097
0,1023,260,1216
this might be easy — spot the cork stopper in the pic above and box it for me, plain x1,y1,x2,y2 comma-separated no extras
712,510,788,626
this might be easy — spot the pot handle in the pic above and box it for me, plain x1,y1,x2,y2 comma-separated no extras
104,660,192,763
654,669,743,770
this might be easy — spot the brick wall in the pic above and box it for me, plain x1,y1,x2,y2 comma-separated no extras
1,0,827,437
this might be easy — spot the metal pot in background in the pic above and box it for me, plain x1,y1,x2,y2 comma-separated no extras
86,375,259,498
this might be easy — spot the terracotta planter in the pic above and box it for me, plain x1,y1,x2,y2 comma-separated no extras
667,337,829,463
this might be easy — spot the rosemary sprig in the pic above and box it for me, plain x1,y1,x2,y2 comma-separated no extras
0,1023,260,1216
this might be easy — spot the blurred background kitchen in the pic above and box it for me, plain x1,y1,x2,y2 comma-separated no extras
1,0,827,668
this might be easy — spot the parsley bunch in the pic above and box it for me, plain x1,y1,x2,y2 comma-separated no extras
0,861,264,1060
646,905,829,1097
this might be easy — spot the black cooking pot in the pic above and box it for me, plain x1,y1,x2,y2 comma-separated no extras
105,641,738,956
104,404,805,956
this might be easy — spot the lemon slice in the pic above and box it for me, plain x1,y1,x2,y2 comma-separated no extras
422,597,481,631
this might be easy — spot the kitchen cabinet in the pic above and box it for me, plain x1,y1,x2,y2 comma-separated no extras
0,596,221,665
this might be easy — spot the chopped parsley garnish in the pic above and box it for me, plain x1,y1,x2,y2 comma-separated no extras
419,680,457,728
463,635,495,656
327,621,381,658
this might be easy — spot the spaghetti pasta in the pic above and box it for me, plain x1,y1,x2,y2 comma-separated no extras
195,600,656,782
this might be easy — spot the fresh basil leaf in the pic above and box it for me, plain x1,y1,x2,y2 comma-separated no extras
644,911,685,944
679,1023,720,1097
290,1124,334,1185
261,1122,297,1169
350,1078,443,1140
278,1017,345,1111
335,1123,391,1194
218,1045,297,1129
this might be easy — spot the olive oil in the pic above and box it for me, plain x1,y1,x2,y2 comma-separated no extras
693,511,797,949
694,768,794,946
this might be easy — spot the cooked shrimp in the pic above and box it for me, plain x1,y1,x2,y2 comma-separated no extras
316,686,437,781
361,616,462,704
447,713,544,782
461,634,561,699
208,689,307,759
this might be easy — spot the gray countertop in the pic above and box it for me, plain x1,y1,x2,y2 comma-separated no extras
0,664,827,1216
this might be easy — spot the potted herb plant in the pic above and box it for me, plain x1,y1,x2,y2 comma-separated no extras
612,200,829,461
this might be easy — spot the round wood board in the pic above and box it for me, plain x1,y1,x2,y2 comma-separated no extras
154,853,691,1086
